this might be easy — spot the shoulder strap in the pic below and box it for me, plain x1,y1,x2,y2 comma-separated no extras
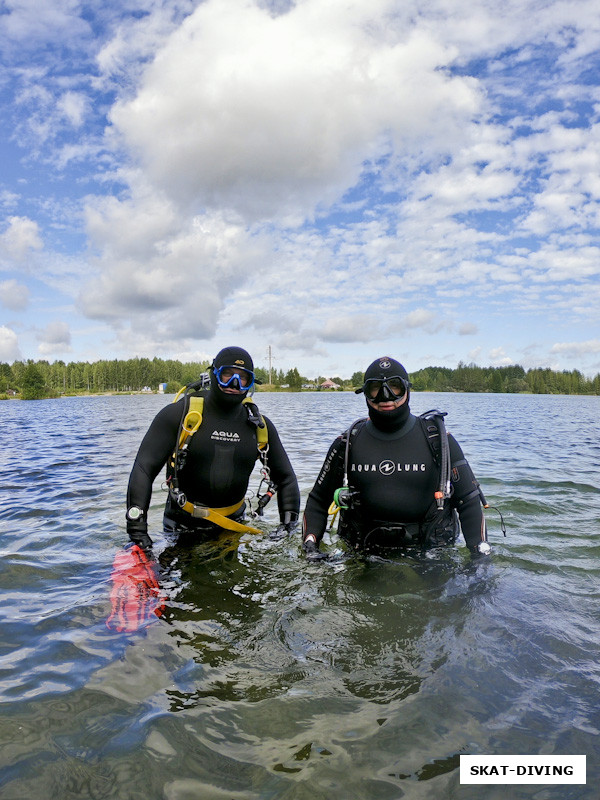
419,409,444,464
242,397,268,450
419,410,451,509
178,395,203,448
342,417,368,484
167,393,203,492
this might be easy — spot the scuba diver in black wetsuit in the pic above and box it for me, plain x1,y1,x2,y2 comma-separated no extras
125,346,300,550
302,356,491,561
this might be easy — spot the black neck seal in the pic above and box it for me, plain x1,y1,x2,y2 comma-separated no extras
368,400,411,432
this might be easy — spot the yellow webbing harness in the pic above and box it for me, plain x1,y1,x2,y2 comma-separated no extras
168,394,268,535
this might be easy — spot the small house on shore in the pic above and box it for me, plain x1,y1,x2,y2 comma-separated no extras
320,379,340,390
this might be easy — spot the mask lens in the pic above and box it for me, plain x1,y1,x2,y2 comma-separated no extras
365,380,383,398
216,366,255,389
386,378,407,395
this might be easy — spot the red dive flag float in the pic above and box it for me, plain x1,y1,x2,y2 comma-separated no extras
106,545,165,632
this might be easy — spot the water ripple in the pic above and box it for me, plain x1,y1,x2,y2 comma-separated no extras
1,392,600,798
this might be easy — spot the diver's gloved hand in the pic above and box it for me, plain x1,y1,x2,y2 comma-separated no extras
126,520,153,552
269,511,299,540
302,535,327,561
470,541,492,558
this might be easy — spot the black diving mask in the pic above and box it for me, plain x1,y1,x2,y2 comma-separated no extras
359,376,411,403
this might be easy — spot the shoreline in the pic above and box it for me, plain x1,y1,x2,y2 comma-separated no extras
4,387,599,401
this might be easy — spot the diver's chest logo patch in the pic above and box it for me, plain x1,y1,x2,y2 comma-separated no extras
351,461,426,473
211,430,240,442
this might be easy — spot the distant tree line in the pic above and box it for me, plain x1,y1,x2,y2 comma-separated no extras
1,357,599,400
0,357,211,399
410,362,600,395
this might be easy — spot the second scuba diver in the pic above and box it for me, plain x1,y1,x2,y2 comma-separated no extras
302,356,491,560
125,346,300,549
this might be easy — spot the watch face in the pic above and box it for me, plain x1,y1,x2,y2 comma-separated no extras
127,506,142,521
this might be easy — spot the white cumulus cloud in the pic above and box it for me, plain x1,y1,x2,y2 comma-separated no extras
0,216,43,263
80,191,267,348
36,320,72,355
0,279,29,310
550,339,600,357
321,314,379,343
0,325,22,361
109,0,481,221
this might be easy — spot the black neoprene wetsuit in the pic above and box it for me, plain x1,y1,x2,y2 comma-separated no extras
303,413,486,552
127,390,300,533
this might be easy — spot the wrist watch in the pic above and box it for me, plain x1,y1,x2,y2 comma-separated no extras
126,506,144,521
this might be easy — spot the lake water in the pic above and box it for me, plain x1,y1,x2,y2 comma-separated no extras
1,390,599,799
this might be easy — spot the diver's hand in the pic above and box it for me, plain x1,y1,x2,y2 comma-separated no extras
269,512,299,540
302,535,327,561
470,541,491,558
270,523,293,540
127,521,153,551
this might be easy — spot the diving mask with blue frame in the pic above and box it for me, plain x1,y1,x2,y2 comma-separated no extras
214,364,256,391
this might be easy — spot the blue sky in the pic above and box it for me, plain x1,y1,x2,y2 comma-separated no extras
1,0,599,380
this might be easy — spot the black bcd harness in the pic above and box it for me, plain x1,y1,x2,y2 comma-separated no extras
332,410,505,547
163,381,275,533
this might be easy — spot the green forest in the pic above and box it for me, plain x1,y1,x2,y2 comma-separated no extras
1,357,599,400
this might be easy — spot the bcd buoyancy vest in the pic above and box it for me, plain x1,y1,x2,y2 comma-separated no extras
335,410,479,549
166,392,269,535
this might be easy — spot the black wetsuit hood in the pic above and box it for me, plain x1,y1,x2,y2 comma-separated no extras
359,356,412,432
208,345,255,409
